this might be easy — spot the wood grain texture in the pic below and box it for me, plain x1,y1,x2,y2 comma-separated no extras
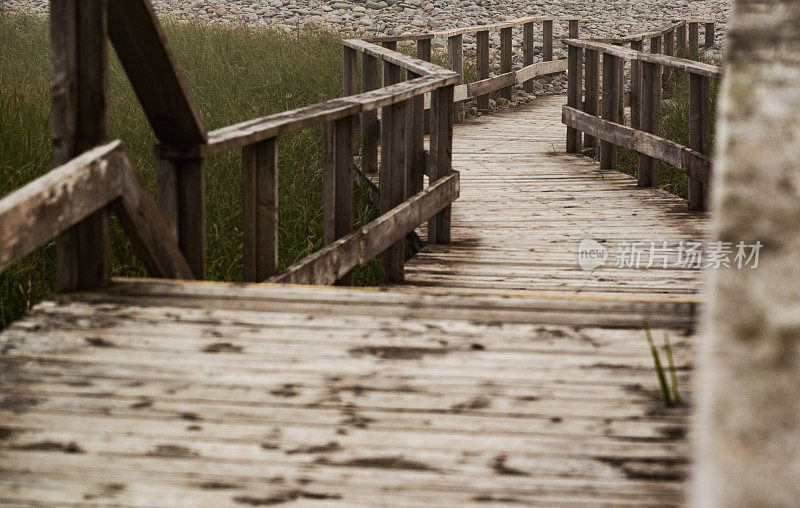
404,95,709,304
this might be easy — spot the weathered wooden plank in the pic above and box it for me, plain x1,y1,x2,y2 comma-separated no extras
630,39,643,130
637,58,662,187
500,27,513,100
543,19,553,61
522,22,535,93
476,30,489,111
241,138,279,282
428,85,454,245
515,59,568,83
688,73,710,210
360,52,379,174
269,173,458,285
583,49,599,148
566,44,583,153
688,21,699,53
447,34,464,123
51,0,111,291
207,74,457,155
600,52,622,169
704,22,715,49
106,0,206,144
562,106,710,182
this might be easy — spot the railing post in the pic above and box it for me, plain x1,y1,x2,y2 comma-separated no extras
379,61,406,282
676,22,687,56
407,70,425,196
704,22,715,49
447,34,464,123
476,30,490,111
500,27,513,100
663,29,674,87
360,52,379,174
600,52,622,170
637,59,662,187
417,38,432,132
522,22,534,93
342,45,359,154
688,72,710,210
542,19,553,62
569,18,579,39
323,117,355,285
51,0,112,291
583,48,599,150
428,84,454,245
242,138,278,282
630,40,643,129
688,21,699,54
566,42,583,153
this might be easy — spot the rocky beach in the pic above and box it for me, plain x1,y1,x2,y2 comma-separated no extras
4,0,732,108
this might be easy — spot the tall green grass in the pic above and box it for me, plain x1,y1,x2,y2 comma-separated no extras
0,13,380,328
617,49,720,198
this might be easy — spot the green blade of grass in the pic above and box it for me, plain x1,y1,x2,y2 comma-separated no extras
663,329,681,405
642,318,673,406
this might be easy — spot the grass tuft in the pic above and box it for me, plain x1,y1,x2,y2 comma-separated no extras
642,318,681,407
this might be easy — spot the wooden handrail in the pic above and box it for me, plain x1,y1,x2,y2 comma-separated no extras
0,141,194,279
364,16,580,42
563,19,720,211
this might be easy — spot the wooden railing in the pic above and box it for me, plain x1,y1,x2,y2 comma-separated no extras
0,0,460,291
562,20,721,211
367,17,579,121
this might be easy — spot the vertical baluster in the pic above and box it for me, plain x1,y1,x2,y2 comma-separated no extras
417,38,432,133
676,22,687,56
407,70,425,196
242,138,278,282
428,85,454,245
476,30,490,111
637,59,662,187
583,48,599,150
380,61,406,282
447,34,464,123
569,18,579,39
600,52,622,170
630,40,643,130
360,52,379,174
323,117,354,285
688,73,710,210
704,22,715,49
500,27,513,100
342,45,359,154
542,19,553,62
663,29,674,87
522,22,534,93
566,42,583,153
51,0,112,290
688,21,699,54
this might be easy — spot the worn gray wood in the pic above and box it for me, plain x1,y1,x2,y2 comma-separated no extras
428,85,454,245
272,172,457,285
704,22,715,49
676,22,686,55
408,71,426,197
583,49,599,149
637,60,662,187
600,52,621,170
566,44,583,153
563,106,711,182
688,73,710,210
569,18,579,39
242,138,279,282
522,22,535,93
630,40,643,129
500,27,513,100
542,19,553,61
342,45,359,155
447,34,464,123
688,22,699,53
323,118,355,285
360,52,379,174
476,30,490,111
51,0,111,292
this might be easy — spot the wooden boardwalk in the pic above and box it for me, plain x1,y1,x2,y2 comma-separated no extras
405,95,709,299
0,97,707,506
